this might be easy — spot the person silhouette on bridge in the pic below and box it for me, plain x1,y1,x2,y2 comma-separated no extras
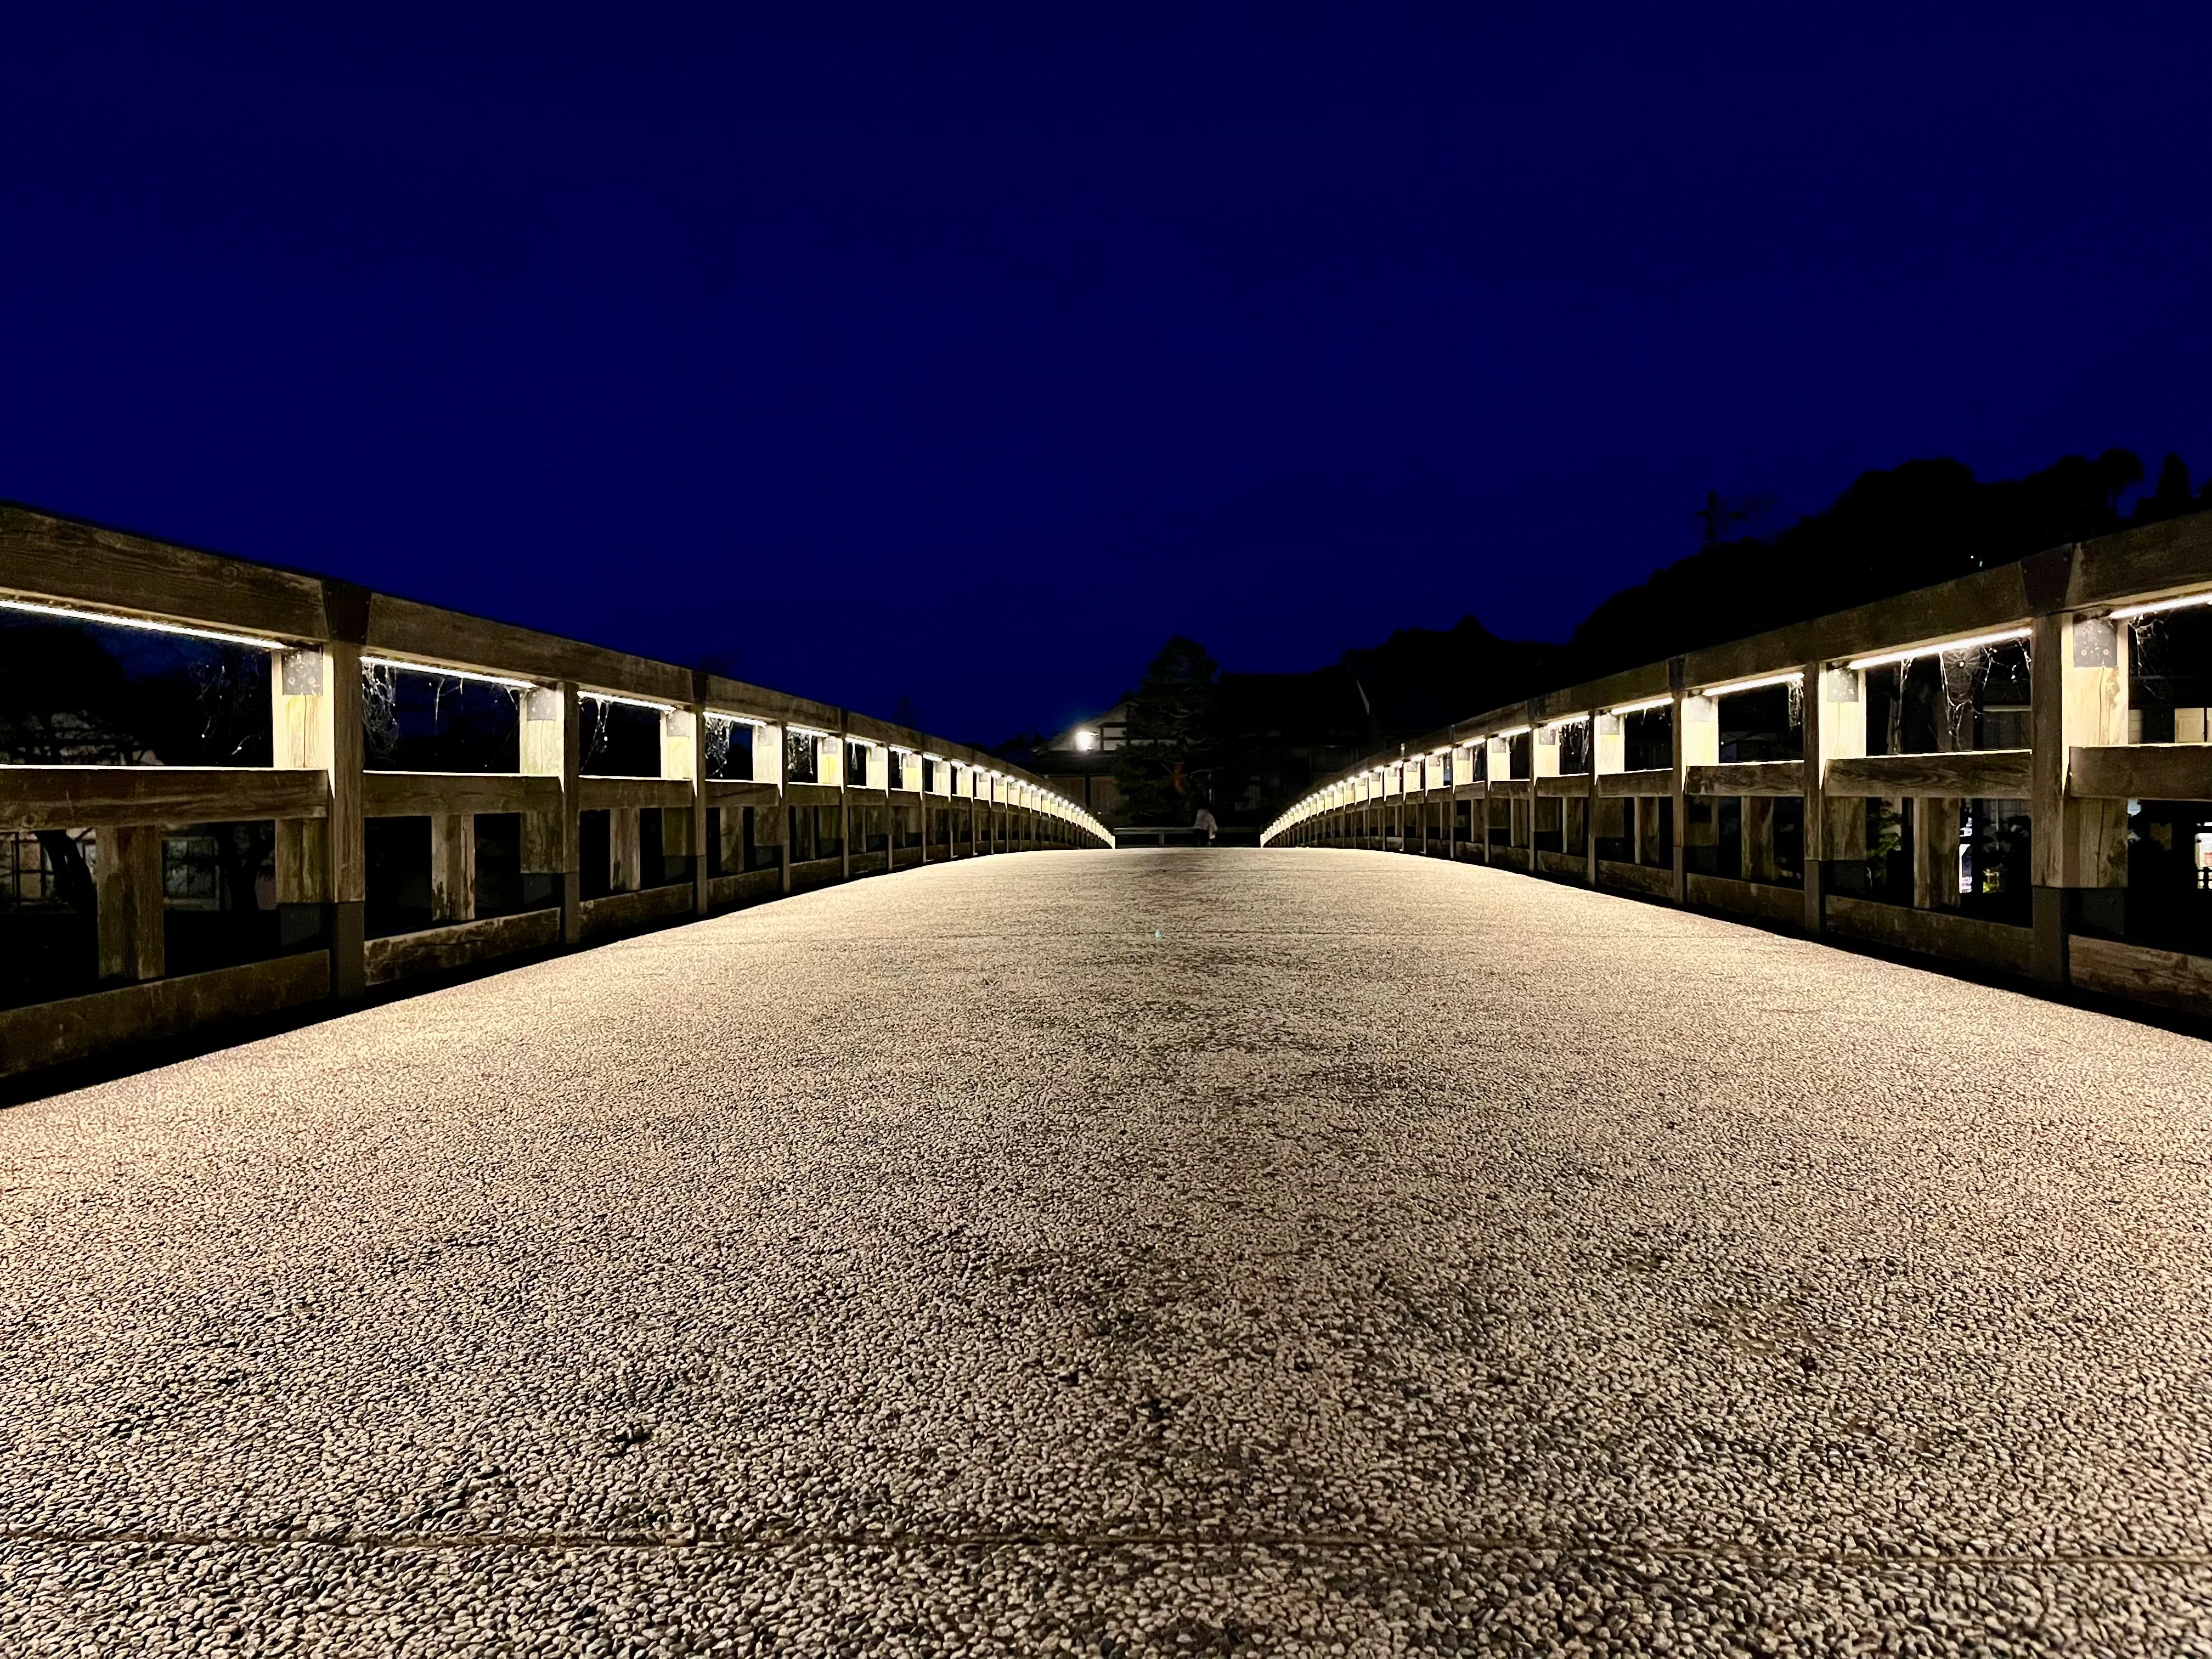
1194,805,1218,846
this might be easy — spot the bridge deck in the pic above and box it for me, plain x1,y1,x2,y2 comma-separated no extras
4,849,2210,1654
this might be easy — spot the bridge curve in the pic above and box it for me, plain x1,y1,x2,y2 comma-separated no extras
5,849,2209,1652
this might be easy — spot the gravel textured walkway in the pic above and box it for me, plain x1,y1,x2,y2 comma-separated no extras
4,848,2211,1656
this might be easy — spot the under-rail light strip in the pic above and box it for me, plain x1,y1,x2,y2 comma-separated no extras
1607,694,1673,716
2111,591,2212,620
583,690,678,712
362,654,535,691
1697,670,1803,698
1,594,290,652
1846,627,2030,672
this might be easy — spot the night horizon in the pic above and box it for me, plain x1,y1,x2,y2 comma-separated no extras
7,9,2210,743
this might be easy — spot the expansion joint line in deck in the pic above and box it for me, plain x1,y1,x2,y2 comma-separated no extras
3,1523,2208,1569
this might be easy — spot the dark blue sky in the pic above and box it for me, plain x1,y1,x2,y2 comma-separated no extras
7,7,2208,743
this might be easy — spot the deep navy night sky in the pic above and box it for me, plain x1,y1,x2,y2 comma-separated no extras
7,8,2209,743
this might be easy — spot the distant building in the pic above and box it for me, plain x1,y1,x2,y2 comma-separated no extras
1031,698,1130,825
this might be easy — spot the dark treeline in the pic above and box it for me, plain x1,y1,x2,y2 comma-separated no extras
1057,448,2211,831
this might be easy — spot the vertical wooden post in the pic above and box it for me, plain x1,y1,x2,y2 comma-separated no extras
609,808,641,893
521,682,580,947
1745,798,1777,884
2030,602,2130,985
430,815,475,922
274,630,365,995
1591,712,1621,887
665,701,708,916
95,825,164,981
270,648,331,955
1673,669,1716,907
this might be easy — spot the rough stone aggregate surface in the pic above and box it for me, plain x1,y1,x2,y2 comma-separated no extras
3,847,2211,1656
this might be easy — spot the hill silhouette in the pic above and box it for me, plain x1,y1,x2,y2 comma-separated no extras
1008,448,2212,830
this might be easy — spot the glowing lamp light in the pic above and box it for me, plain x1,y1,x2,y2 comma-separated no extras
1074,729,1098,752
1608,695,1672,716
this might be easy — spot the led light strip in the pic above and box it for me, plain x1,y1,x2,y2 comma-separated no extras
1846,627,2029,672
583,690,679,713
706,710,769,727
1607,695,1673,716
362,654,536,691
0,594,290,651
1487,725,1531,740
1697,670,1803,698
2111,592,2212,620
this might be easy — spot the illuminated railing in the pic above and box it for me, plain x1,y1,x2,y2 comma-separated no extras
0,501,1110,1079
1262,510,2212,1020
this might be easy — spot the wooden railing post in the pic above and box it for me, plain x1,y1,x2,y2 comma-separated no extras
1803,661,1855,935
272,622,366,995
521,681,581,947
2030,594,2129,987
94,825,163,983
1591,712,1621,887
430,815,475,922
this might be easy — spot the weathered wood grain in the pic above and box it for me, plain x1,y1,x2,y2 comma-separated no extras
0,765,330,831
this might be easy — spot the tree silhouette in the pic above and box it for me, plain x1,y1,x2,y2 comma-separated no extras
1112,636,1221,823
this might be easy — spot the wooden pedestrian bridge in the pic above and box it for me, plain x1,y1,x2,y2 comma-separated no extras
9,501,2212,1650
6,500,2212,1082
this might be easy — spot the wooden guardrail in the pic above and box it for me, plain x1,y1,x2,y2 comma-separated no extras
1263,510,2212,1023
0,503,1109,1078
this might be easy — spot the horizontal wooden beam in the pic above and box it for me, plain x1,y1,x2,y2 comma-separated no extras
0,951,330,1078
363,771,561,819
0,764,329,831
1537,774,1593,798
704,780,781,808
1824,751,2030,798
2068,744,2212,801
1597,768,1674,798
0,502,329,641
577,776,692,814
1685,760,1806,798
363,909,562,986
1824,893,2032,974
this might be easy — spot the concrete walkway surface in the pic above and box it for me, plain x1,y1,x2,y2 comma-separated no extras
3,849,2210,1655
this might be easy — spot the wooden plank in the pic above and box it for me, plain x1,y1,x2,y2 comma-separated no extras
0,952,331,1079
2064,510,2212,612
363,771,561,817
95,825,164,980
431,813,474,922
1686,872,1803,926
0,502,329,640
0,765,330,831
1822,752,2030,798
1596,768,1673,798
704,779,781,809
363,908,560,986
1824,894,2032,974
1598,858,1674,898
2067,934,2212,1017
1535,849,1584,878
1536,774,1592,798
2068,744,2212,801
1685,760,1806,798
707,868,783,911
577,882,693,942
578,776,691,813
366,592,695,703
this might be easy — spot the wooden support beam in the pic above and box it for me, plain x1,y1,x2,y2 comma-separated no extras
431,813,475,922
521,682,580,947
608,806,642,894
95,824,164,982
